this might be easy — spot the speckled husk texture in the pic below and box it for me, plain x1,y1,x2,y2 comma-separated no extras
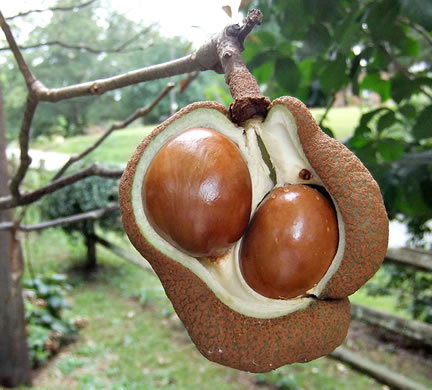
119,98,387,373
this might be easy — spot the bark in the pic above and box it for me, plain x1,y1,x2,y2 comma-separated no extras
330,346,429,390
385,247,432,272
0,82,31,386
84,221,97,270
351,303,432,347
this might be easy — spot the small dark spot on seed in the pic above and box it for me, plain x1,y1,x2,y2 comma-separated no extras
299,169,312,180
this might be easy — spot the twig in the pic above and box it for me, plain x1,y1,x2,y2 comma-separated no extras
94,234,154,272
0,164,123,210
5,0,97,21
8,94,38,199
318,93,336,128
0,39,153,54
216,9,270,124
375,42,432,102
0,12,37,88
179,72,199,94
398,17,432,47
0,203,119,232
52,82,175,180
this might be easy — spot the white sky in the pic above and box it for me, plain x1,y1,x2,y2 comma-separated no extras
1,0,244,47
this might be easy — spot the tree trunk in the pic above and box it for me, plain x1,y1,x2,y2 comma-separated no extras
84,221,97,270
0,82,32,386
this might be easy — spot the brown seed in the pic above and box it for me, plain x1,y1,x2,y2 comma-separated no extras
143,128,252,258
240,184,338,299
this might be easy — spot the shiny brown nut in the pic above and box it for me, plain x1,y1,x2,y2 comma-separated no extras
240,184,338,299
143,128,252,258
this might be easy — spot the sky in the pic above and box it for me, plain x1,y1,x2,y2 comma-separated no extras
1,0,244,47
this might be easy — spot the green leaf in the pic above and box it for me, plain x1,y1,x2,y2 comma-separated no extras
348,126,373,149
360,108,387,126
412,105,432,140
253,62,274,85
399,104,417,119
400,0,432,30
274,57,301,94
298,58,314,85
303,23,331,55
377,110,397,132
377,138,404,161
366,0,400,40
319,55,347,93
320,126,335,138
277,0,307,39
391,76,416,103
360,73,391,101
397,36,420,57
254,31,276,46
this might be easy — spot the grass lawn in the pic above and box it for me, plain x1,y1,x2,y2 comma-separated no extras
17,229,432,390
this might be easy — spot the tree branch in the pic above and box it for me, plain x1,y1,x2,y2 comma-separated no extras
398,17,432,48
5,0,97,21
0,203,119,232
216,9,270,124
375,42,432,102
0,164,123,210
0,39,154,54
52,82,174,180
319,92,336,128
8,94,38,199
94,234,154,272
0,12,38,89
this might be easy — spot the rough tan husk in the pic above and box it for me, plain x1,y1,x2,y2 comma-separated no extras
119,98,388,372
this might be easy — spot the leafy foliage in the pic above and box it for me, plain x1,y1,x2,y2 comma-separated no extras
23,273,80,367
41,174,120,235
365,263,432,323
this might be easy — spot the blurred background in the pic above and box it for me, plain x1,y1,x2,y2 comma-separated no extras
1,0,431,389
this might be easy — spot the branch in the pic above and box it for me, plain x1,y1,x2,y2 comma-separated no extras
0,164,123,210
94,235,154,272
0,12,38,88
318,92,336,128
216,9,270,124
33,55,209,102
52,82,174,180
5,0,97,21
0,203,119,232
398,17,432,48
8,94,38,199
375,42,432,102
0,39,154,54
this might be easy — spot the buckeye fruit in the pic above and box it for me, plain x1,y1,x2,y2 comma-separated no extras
119,97,389,373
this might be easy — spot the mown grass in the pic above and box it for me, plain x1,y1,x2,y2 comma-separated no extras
17,228,432,390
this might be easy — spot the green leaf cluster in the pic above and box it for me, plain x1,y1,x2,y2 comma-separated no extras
23,273,79,367
41,167,121,236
